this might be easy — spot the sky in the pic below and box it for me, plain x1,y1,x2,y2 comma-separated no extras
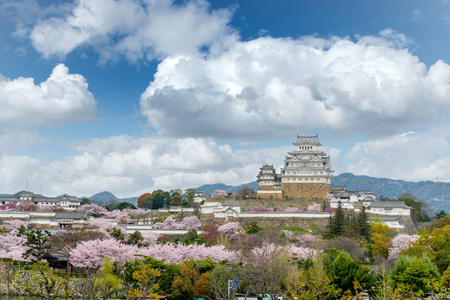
1,0,450,198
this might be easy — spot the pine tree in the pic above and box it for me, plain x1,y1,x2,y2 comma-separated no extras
358,206,370,240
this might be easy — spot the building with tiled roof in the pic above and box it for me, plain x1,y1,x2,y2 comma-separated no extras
0,191,81,211
257,135,333,199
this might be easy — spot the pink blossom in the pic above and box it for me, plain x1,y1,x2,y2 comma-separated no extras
217,222,242,236
298,234,316,247
250,206,274,212
212,190,228,198
0,229,30,261
0,202,17,211
153,216,201,229
77,204,108,216
388,234,419,260
2,219,28,231
307,203,321,212
88,218,129,239
324,207,334,213
326,194,336,200
284,207,302,212
287,245,317,260
141,231,160,246
70,238,137,269
103,210,131,223
137,244,238,264
38,205,55,212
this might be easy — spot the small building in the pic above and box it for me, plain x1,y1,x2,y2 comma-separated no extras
367,201,411,216
329,186,376,209
0,191,81,211
193,190,211,203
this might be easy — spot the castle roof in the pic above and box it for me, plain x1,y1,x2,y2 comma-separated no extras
294,134,321,145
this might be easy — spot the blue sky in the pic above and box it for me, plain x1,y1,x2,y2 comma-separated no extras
1,0,450,197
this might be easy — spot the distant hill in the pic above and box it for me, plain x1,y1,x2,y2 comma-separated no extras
89,191,119,202
331,173,450,212
196,182,259,195
196,173,450,212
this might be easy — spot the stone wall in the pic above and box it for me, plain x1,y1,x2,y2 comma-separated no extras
228,216,329,232
281,182,331,199
256,191,283,200
258,185,275,190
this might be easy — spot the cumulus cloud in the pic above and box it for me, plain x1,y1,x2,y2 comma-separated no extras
0,128,46,155
346,130,450,182
0,136,288,197
28,0,237,61
140,33,450,140
0,64,96,126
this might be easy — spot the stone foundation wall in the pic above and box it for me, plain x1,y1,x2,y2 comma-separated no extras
257,191,283,200
281,182,330,199
258,185,275,190
227,216,328,232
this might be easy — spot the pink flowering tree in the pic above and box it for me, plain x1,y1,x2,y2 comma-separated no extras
0,202,17,211
137,244,238,264
277,207,302,212
307,203,321,212
17,200,38,211
388,234,420,260
2,219,28,231
140,232,160,246
153,216,201,229
70,238,137,269
212,190,228,198
217,222,242,236
250,206,274,212
0,221,30,261
88,218,129,239
77,204,108,217
326,193,336,200
103,210,131,223
38,205,55,212
297,234,316,247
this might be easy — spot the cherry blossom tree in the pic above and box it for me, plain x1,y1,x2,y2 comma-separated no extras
88,218,129,239
17,200,38,211
137,244,238,264
388,234,420,260
307,203,321,212
153,216,201,229
217,222,242,237
298,234,316,247
277,207,302,212
2,219,28,231
212,190,228,198
0,202,17,211
326,194,336,200
77,203,108,217
103,210,131,223
250,206,274,212
140,232,160,246
70,238,137,269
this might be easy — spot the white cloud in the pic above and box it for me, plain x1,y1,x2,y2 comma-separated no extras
0,135,288,197
0,128,46,154
0,64,96,126
140,33,450,141
28,0,237,61
346,130,450,182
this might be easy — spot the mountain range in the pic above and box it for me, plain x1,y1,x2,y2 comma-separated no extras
4,173,449,212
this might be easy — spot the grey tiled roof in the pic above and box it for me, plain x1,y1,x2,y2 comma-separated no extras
223,200,241,206
52,212,87,220
369,201,409,208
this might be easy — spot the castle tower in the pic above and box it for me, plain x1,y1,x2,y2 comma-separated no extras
280,135,333,199
256,134,333,200
256,165,283,199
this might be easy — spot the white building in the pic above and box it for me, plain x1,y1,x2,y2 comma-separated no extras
0,191,81,211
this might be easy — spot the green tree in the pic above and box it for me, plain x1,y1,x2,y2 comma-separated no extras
324,250,375,296
19,261,69,300
81,198,91,205
170,194,182,206
390,254,440,296
138,193,153,209
151,190,171,209
23,228,51,262
182,229,204,245
244,220,262,234
184,188,196,204
128,231,144,246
